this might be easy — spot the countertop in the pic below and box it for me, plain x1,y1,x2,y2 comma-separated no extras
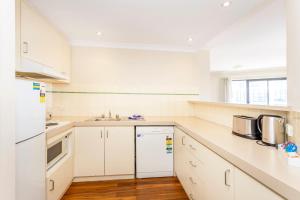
46,116,300,200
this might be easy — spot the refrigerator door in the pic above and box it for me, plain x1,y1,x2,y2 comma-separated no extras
16,79,45,143
16,133,46,200
136,132,174,178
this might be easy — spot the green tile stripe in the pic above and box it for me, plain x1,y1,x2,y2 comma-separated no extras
47,90,199,96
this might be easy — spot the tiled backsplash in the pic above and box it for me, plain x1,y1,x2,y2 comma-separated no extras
48,92,195,117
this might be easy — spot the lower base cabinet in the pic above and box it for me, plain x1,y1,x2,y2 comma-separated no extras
174,128,285,200
234,169,284,200
74,126,135,177
47,157,73,200
47,130,74,200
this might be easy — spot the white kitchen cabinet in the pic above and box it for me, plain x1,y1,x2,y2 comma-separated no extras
74,127,105,177
203,146,234,200
74,126,135,177
174,127,186,174
47,157,73,200
234,169,285,200
47,130,74,200
17,0,71,79
175,128,207,200
175,127,234,200
105,127,135,175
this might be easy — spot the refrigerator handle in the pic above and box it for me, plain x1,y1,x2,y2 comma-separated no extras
181,136,186,145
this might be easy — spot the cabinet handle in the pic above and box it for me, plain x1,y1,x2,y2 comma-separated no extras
49,179,55,191
189,161,197,168
189,193,195,200
225,169,231,187
101,130,103,138
189,177,197,185
189,144,196,151
181,136,185,145
23,41,28,54
106,130,108,138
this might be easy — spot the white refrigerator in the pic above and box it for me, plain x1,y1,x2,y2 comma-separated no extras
16,79,46,200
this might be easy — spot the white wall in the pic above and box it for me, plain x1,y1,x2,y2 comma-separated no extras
195,51,225,101
0,0,15,199
60,46,202,94
50,47,217,116
207,0,286,71
287,0,300,111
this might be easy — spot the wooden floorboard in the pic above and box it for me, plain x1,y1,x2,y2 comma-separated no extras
61,177,189,200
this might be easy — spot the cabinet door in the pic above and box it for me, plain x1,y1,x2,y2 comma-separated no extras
20,0,71,76
174,128,186,177
105,127,135,175
235,169,285,200
47,157,73,200
68,131,75,177
203,148,234,200
74,127,104,177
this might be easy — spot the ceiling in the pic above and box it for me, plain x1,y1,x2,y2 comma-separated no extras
27,0,272,52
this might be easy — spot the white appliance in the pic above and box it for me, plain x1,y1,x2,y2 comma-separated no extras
136,126,174,178
16,79,46,200
47,134,69,170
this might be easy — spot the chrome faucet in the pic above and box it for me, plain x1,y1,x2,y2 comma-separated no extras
108,110,112,118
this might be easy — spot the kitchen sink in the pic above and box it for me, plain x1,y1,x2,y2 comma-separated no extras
86,117,128,122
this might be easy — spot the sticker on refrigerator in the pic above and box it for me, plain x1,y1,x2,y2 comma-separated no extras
166,136,173,154
40,84,46,103
32,82,40,90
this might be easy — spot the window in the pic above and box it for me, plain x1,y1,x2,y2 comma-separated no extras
230,78,287,106
231,81,247,104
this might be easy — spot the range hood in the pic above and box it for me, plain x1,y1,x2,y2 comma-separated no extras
16,57,68,81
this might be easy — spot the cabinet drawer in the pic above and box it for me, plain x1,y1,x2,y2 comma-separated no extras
185,168,206,200
47,157,73,200
179,148,206,200
184,134,207,163
182,148,206,180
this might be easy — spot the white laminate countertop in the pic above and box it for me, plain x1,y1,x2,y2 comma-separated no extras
47,116,300,200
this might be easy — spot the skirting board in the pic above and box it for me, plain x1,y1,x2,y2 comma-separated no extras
73,175,135,182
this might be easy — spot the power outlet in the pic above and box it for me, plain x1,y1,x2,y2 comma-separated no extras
286,124,294,137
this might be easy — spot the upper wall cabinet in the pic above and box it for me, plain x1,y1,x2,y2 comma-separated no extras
16,0,71,82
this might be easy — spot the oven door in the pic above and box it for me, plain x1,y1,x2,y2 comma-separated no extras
47,136,68,169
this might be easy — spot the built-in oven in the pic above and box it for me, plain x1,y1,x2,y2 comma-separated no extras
47,134,68,170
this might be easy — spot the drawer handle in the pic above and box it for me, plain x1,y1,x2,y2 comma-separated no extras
23,41,29,54
189,177,197,185
49,179,55,191
101,130,103,139
225,169,231,187
189,161,197,168
189,144,196,151
181,136,186,145
189,193,195,200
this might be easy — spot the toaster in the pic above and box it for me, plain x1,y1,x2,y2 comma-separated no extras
232,115,261,140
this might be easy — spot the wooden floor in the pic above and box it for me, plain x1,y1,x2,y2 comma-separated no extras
61,177,188,200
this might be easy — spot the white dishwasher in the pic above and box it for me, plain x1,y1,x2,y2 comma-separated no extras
136,126,174,178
